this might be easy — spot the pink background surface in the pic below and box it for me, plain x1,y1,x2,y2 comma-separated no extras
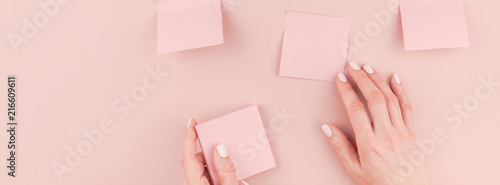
1,0,499,185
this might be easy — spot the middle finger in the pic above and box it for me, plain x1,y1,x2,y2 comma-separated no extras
348,62,392,134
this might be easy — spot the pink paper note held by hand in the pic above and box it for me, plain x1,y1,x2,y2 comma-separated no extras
195,105,276,185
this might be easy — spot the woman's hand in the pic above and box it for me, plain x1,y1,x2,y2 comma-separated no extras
182,118,249,185
322,62,429,185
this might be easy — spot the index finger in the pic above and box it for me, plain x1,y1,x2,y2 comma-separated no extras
336,73,373,139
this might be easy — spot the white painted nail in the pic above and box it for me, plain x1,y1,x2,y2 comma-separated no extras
241,180,249,185
217,144,228,158
187,118,193,128
363,65,374,74
394,74,401,84
349,62,361,70
321,124,333,137
338,73,347,82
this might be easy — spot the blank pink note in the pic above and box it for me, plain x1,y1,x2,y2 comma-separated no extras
156,0,224,54
195,105,276,185
400,0,469,50
279,11,350,82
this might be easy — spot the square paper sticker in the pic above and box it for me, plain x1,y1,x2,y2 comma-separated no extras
279,11,350,82
156,0,224,54
195,105,276,185
400,0,469,50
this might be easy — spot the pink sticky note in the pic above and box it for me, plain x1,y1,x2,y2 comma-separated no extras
400,0,469,51
156,0,224,54
195,105,276,185
279,11,350,82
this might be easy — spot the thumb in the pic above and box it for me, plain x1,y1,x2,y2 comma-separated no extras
213,144,246,185
321,124,361,175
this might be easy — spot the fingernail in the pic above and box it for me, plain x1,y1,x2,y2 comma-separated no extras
363,65,374,74
241,180,249,185
349,61,361,70
338,73,347,82
187,118,193,128
394,74,401,84
321,124,333,137
217,144,228,158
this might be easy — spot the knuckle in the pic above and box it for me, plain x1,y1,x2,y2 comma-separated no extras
369,91,385,103
382,135,397,147
386,95,399,105
370,142,385,155
362,140,375,151
224,162,237,174
407,129,416,139
349,101,365,112
332,141,346,154
402,103,413,112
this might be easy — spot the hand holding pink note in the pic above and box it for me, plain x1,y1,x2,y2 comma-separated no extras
195,105,276,185
400,0,469,50
279,12,351,82
156,0,224,54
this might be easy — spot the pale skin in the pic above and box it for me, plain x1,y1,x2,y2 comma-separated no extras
182,62,428,185
323,62,429,185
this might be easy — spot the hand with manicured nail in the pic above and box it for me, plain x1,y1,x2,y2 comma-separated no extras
322,62,429,185
182,118,249,185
